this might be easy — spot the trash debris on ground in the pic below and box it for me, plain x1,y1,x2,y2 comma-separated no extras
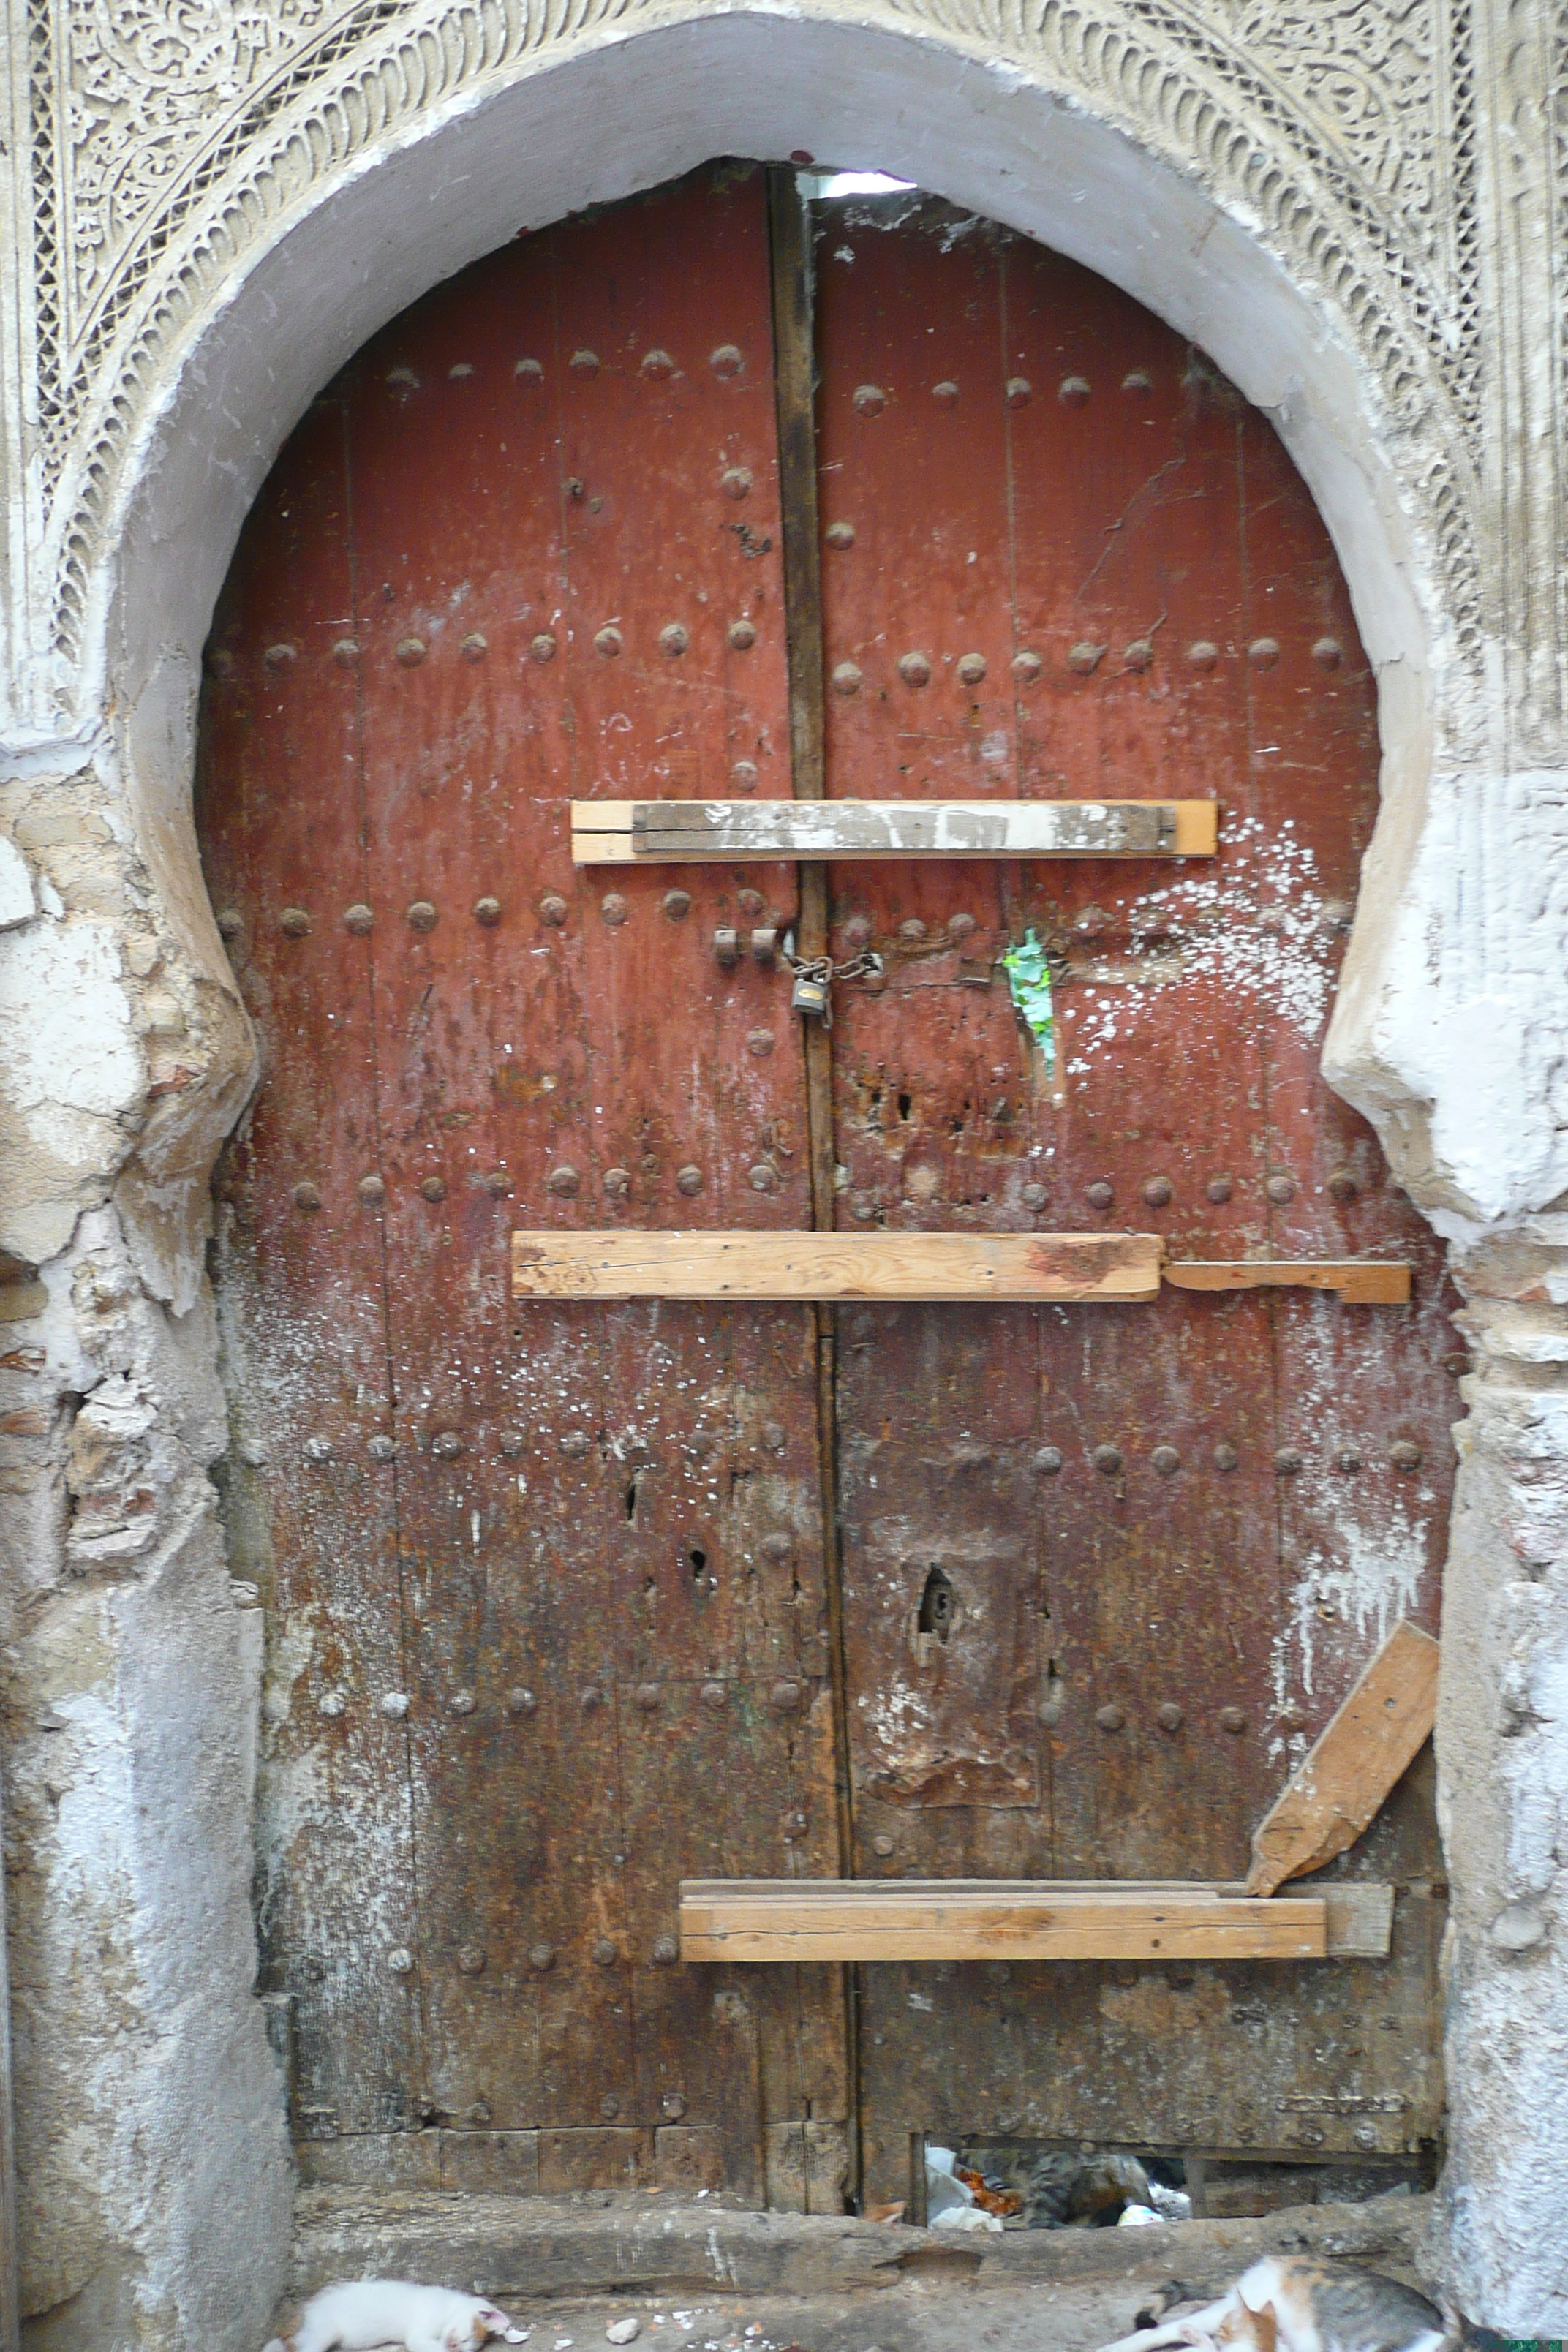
606,2322,643,2344
930,2203,1005,2234
1115,2204,1162,2228
867,2201,907,2224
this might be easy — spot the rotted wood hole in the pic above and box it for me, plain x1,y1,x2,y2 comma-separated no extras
197,162,1458,2217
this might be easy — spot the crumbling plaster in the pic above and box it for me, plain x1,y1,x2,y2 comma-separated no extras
1,0,1567,2341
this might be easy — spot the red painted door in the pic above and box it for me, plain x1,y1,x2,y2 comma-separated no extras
197,166,1455,2211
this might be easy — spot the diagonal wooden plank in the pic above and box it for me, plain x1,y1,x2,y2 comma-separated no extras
1245,1621,1441,1896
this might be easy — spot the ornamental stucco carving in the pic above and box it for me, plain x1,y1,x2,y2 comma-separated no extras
3,0,1499,705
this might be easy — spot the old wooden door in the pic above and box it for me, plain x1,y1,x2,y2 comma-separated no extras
197,165,1455,2212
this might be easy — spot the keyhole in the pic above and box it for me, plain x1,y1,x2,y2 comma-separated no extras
917,1564,957,1645
689,1548,708,1584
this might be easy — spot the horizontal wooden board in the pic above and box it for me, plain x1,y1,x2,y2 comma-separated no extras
1164,1259,1411,1304
570,798,1219,862
679,1879,1329,1962
511,1230,1164,1301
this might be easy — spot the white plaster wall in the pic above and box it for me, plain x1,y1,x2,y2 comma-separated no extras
1,0,1567,2340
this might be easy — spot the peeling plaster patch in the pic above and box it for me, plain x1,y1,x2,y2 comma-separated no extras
1273,1497,1429,1707
0,919,142,1259
0,837,37,927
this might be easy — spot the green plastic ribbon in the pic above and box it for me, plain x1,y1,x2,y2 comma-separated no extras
1003,927,1056,1074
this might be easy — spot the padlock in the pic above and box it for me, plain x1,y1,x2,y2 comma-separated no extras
791,969,830,1019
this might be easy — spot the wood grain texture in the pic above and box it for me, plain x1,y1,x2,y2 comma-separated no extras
1163,1259,1412,1303
679,1880,1327,1961
571,798,1218,862
513,1230,1164,1300
1246,1622,1441,1895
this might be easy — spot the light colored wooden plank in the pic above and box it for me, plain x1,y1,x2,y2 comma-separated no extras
569,799,1218,864
1162,1259,1411,1305
677,1880,1326,1962
511,1230,1163,1301
1246,1621,1441,1896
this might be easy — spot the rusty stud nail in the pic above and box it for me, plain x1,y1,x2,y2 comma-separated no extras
853,383,887,415
948,911,976,941
449,1689,475,1715
782,1809,808,1840
420,1175,447,1202
1006,377,1033,407
750,926,778,965
559,1431,591,1458
1122,369,1153,394
1266,1172,1296,1204
842,916,872,949
931,380,960,406
748,1163,777,1192
1248,636,1281,668
461,632,487,663
761,1534,794,1567
636,1684,660,1711
1157,1702,1184,1732
747,1030,774,1058
1327,1166,1359,1201
713,926,739,968
1142,1175,1172,1207
369,1435,395,1463
293,1182,321,1213
358,1174,386,1205
1335,1445,1362,1473
731,759,759,791
720,467,753,502
676,1166,704,1196
1068,641,1106,674
710,344,744,377
387,1947,414,1975
1096,1703,1125,1731
899,918,927,945
1058,374,1091,405
1022,1183,1047,1210
662,889,691,920
1151,1444,1181,1476
825,521,856,549
1093,1444,1122,1476
1186,640,1219,669
770,1680,802,1713
515,357,543,384
579,1685,603,1711
1033,1445,1063,1474
508,1688,538,1716
1214,1441,1239,1472
474,897,502,927
872,1833,896,1857
381,1690,409,1717
406,900,437,931
1123,638,1155,671
395,637,426,667
539,892,568,925
762,1422,785,1452
957,652,987,685
264,643,297,671
641,347,675,378
217,908,244,938
701,1681,728,1710
897,652,931,687
735,889,764,919
279,907,312,937
528,1942,555,1971
529,633,557,663
659,623,690,657
1313,636,1343,669
1206,1175,1233,1203
832,661,862,696
546,1165,580,1197
1218,1705,1248,1734
344,902,374,933
660,2092,687,2119
1274,1446,1303,1476
1444,1350,1472,1376
1391,1439,1423,1471
304,1436,334,1463
483,1169,511,1196
432,1430,464,1458
595,626,622,657
569,348,600,377
603,1168,631,1198
601,893,628,926
850,1198,875,1221
458,1945,485,1975
1011,650,1042,681
332,638,359,667
728,619,757,651
1085,1180,1115,1210
652,1934,679,1966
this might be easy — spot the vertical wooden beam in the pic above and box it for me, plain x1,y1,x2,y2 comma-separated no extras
767,162,861,2210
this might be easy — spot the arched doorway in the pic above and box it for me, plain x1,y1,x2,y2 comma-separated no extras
197,161,1456,2214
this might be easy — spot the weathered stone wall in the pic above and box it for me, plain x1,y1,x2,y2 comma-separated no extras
1,0,1567,2340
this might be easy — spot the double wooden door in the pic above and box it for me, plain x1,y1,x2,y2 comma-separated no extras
199,163,1457,2211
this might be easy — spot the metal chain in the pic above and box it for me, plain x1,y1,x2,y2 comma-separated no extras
780,937,883,1027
